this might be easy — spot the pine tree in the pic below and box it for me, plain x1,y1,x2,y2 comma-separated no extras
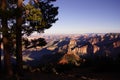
0,0,13,77
0,0,58,76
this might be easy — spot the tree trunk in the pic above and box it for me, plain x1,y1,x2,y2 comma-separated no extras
1,0,13,77
0,35,1,70
16,0,23,75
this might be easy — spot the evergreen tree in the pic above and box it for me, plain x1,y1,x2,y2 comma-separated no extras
0,0,13,77
0,0,58,76
15,0,24,75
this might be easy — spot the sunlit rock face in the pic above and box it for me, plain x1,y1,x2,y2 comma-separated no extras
58,54,80,65
47,46,57,51
75,44,100,55
58,39,81,65
59,54,68,64
89,38,100,45
93,45,100,54
78,45,88,55
67,38,101,55
67,39,77,54
69,39,77,49
58,45,68,53
101,35,105,41
113,41,120,48
62,45,68,50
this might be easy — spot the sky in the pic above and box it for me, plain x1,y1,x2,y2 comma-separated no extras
26,0,120,34
45,0,120,34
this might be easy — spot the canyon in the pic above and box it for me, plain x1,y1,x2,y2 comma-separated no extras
23,33,120,65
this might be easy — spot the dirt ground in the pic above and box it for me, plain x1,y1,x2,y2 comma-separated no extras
0,65,120,80
17,67,120,80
